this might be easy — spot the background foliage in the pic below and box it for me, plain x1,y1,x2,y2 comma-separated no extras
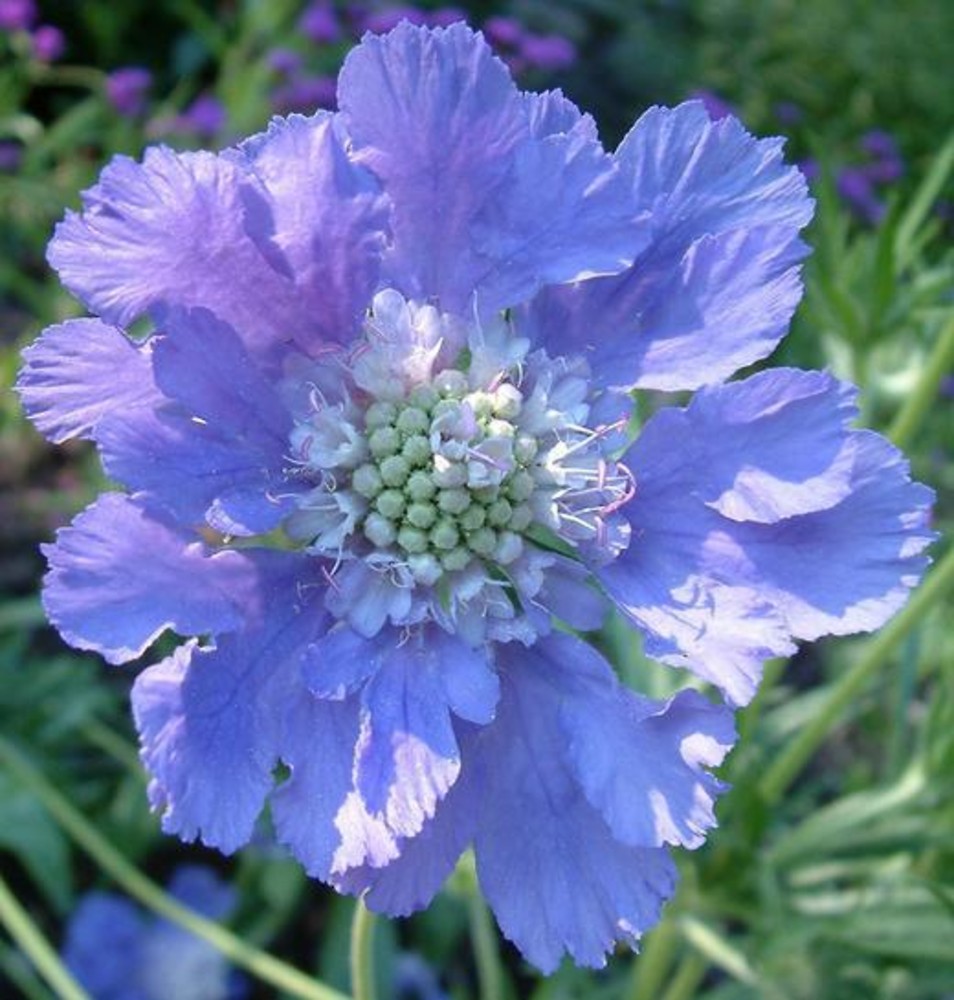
2,2,952,998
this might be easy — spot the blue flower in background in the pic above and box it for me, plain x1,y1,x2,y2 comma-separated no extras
63,866,246,1000
19,23,933,971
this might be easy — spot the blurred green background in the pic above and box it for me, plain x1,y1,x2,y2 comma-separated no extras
2,2,952,999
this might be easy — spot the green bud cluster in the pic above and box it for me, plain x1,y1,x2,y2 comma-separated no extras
348,373,539,584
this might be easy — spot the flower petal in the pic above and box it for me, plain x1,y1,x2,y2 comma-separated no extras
16,318,158,444
338,22,524,312
131,552,325,852
236,111,389,349
270,692,372,880
339,23,642,315
332,735,477,914
42,494,259,664
470,637,682,972
354,628,497,839
601,370,935,704
48,146,308,361
94,308,297,535
521,102,812,391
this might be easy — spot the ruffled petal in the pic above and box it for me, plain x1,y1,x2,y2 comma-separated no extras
235,111,389,349
520,101,812,391
471,637,681,972
131,551,325,852
354,628,497,839
42,494,259,664
94,308,297,535
270,692,370,880
332,732,477,914
339,23,642,315
601,369,935,704
47,147,310,357
16,318,158,444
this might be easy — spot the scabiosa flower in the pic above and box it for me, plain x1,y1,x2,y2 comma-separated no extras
30,22,64,61
106,67,152,118
62,866,246,1000
19,23,933,972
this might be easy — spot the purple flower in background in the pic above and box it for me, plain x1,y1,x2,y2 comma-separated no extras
63,866,246,1000
519,32,576,71
0,0,35,31
19,24,933,972
31,23,64,61
299,0,340,44
106,67,152,117
689,88,734,121
271,73,337,114
0,140,22,172
178,94,226,139
267,47,303,77
837,166,885,224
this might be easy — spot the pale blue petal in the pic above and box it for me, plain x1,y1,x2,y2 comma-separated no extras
601,370,935,704
520,102,812,391
235,111,389,349
47,147,312,360
131,552,325,852
42,494,259,664
471,638,681,972
16,318,159,444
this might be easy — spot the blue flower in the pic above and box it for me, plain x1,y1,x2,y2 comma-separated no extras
19,23,933,972
62,866,246,1000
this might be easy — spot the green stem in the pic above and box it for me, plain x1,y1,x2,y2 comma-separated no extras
467,892,505,1000
0,736,349,1000
349,898,377,1000
658,951,707,1000
627,916,678,1000
759,544,954,804
888,314,954,450
0,873,90,1000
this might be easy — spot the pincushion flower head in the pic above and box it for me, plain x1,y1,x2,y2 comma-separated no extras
18,23,933,972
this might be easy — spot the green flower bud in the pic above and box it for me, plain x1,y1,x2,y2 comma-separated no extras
364,512,396,547
459,504,486,531
396,406,430,436
467,526,498,557
441,547,471,572
402,434,432,466
430,519,460,551
409,385,439,411
379,454,411,487
364,400,397,430
514,434,538,464
487,498,513,527
495,530,523,565
507,469,536,503
397,525,429,554
375,488,406,519
406,470,437,501
406,501,438,529
509,503,533,531
369,425,401,458
352,463,384,498
438,488,471,515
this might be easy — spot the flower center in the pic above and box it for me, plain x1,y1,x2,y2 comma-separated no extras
347,370,537,583
280,290,633,640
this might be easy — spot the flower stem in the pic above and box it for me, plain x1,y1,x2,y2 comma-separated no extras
0,872,90,1000
888,314,954,450
658,951,707,1000
627,915,678,1000
758,543,954,804
467,892,505,1000
349,897,377,1000
0,736,349,1000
